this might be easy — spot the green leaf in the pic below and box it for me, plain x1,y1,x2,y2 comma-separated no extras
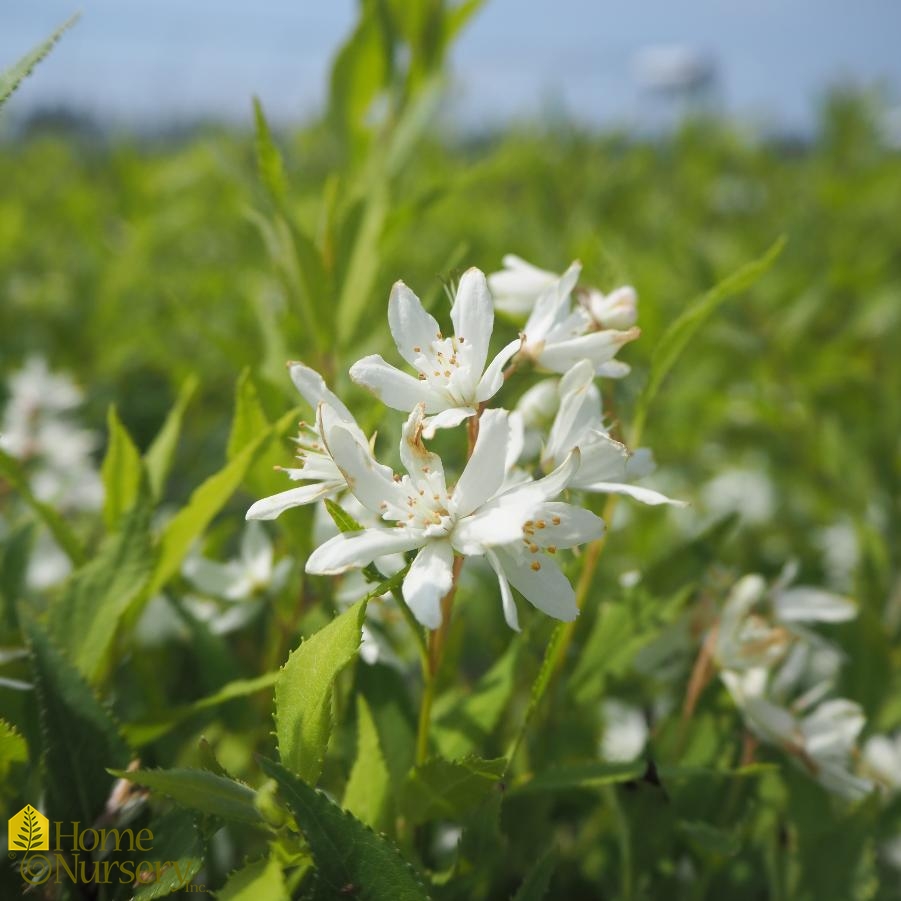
48,499,155,683
260,757,429,901
107,767,263,825
400,755,506,826
275,598,367,783
101,405,146,530
253,97,287,208
512,847,557,901
509,761,645,796
228,368,272,461
431,641,518,759
23,615,130,826
0,14,79,108
343,696,391,830
144,375,198,499
337,185,388,345
122,670,279,746
0,521,33,628
0,447,85,565
678,820,741,857
324,497,365,533
146,417,277,597
0,718,28,778
218,856,288,901
132,809,203,899
631,237,786,444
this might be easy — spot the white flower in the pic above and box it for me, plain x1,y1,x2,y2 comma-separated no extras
183,521,290,601
349,269,521,436
862,733,901,793
600,699,648,762
487,254,561,317
702,466,775,526
722,669,871,800
246,362,384,521
1,356,102,513
539,360,683,506
580,285,638,330
518,262,640,377
306,402,603,631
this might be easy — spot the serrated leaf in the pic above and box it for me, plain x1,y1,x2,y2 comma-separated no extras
108,767,263,825
512,846,557,901
144,375,198,499
132,809,203,899
48,499,155,683
343,696,391,830
260,757,429,901
23,615,130,826
0,447,85,565
510,761,645,796
432,641,517,759
0,14,79,107
101,405,146,529
253,97,287,208
400,755,506,826
631,237,785,443
218,855,288,901
275,598,367,783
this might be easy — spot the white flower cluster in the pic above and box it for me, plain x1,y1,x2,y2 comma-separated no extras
247,260,679,632
713,564,872,799
0,356,102,513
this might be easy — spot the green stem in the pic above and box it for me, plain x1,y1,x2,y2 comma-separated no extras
416,669,436,766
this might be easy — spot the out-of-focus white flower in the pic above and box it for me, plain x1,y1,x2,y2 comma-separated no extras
539,360,683,506
722,669,872,800
25,530,73,590
518,263,640,377
183,521,290,601
350,270,521,436
306,402,602,631
816,520,859,592
863,733,901,793
600,700,648,762
488,254,561,317
1,356,102,512
701,466,775,526
580,286,638,331
246,363,379,521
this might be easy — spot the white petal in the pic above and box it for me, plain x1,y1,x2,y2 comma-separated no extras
773,587,857,623
388,281,442,368
246,481,340,520
319,404,403,515
421,406,476,439
544,360,599,462
452,503,533,556
400,405,446,491
801,699,865,756
489,255,559,317
595,360,632,379
537,327,640,374
529,502,604,548
523,261,582,341
475,337,522,404
506,411,525,470
451,268,494,376
493,548,577,622
241,521,273,583
402,540,454,629
453,408,510,516
582,481,687,507
486,548,520,631
306,528,423,575
350,354,442,412
183,557,239,598
289,363,355,424
567,432,629,484
503,448,581,508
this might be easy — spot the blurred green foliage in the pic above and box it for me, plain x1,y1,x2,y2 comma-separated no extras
1,3,900,899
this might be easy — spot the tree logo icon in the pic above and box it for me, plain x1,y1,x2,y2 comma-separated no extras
8,805,49,852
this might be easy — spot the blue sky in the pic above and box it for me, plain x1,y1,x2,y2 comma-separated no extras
3,1,900,130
